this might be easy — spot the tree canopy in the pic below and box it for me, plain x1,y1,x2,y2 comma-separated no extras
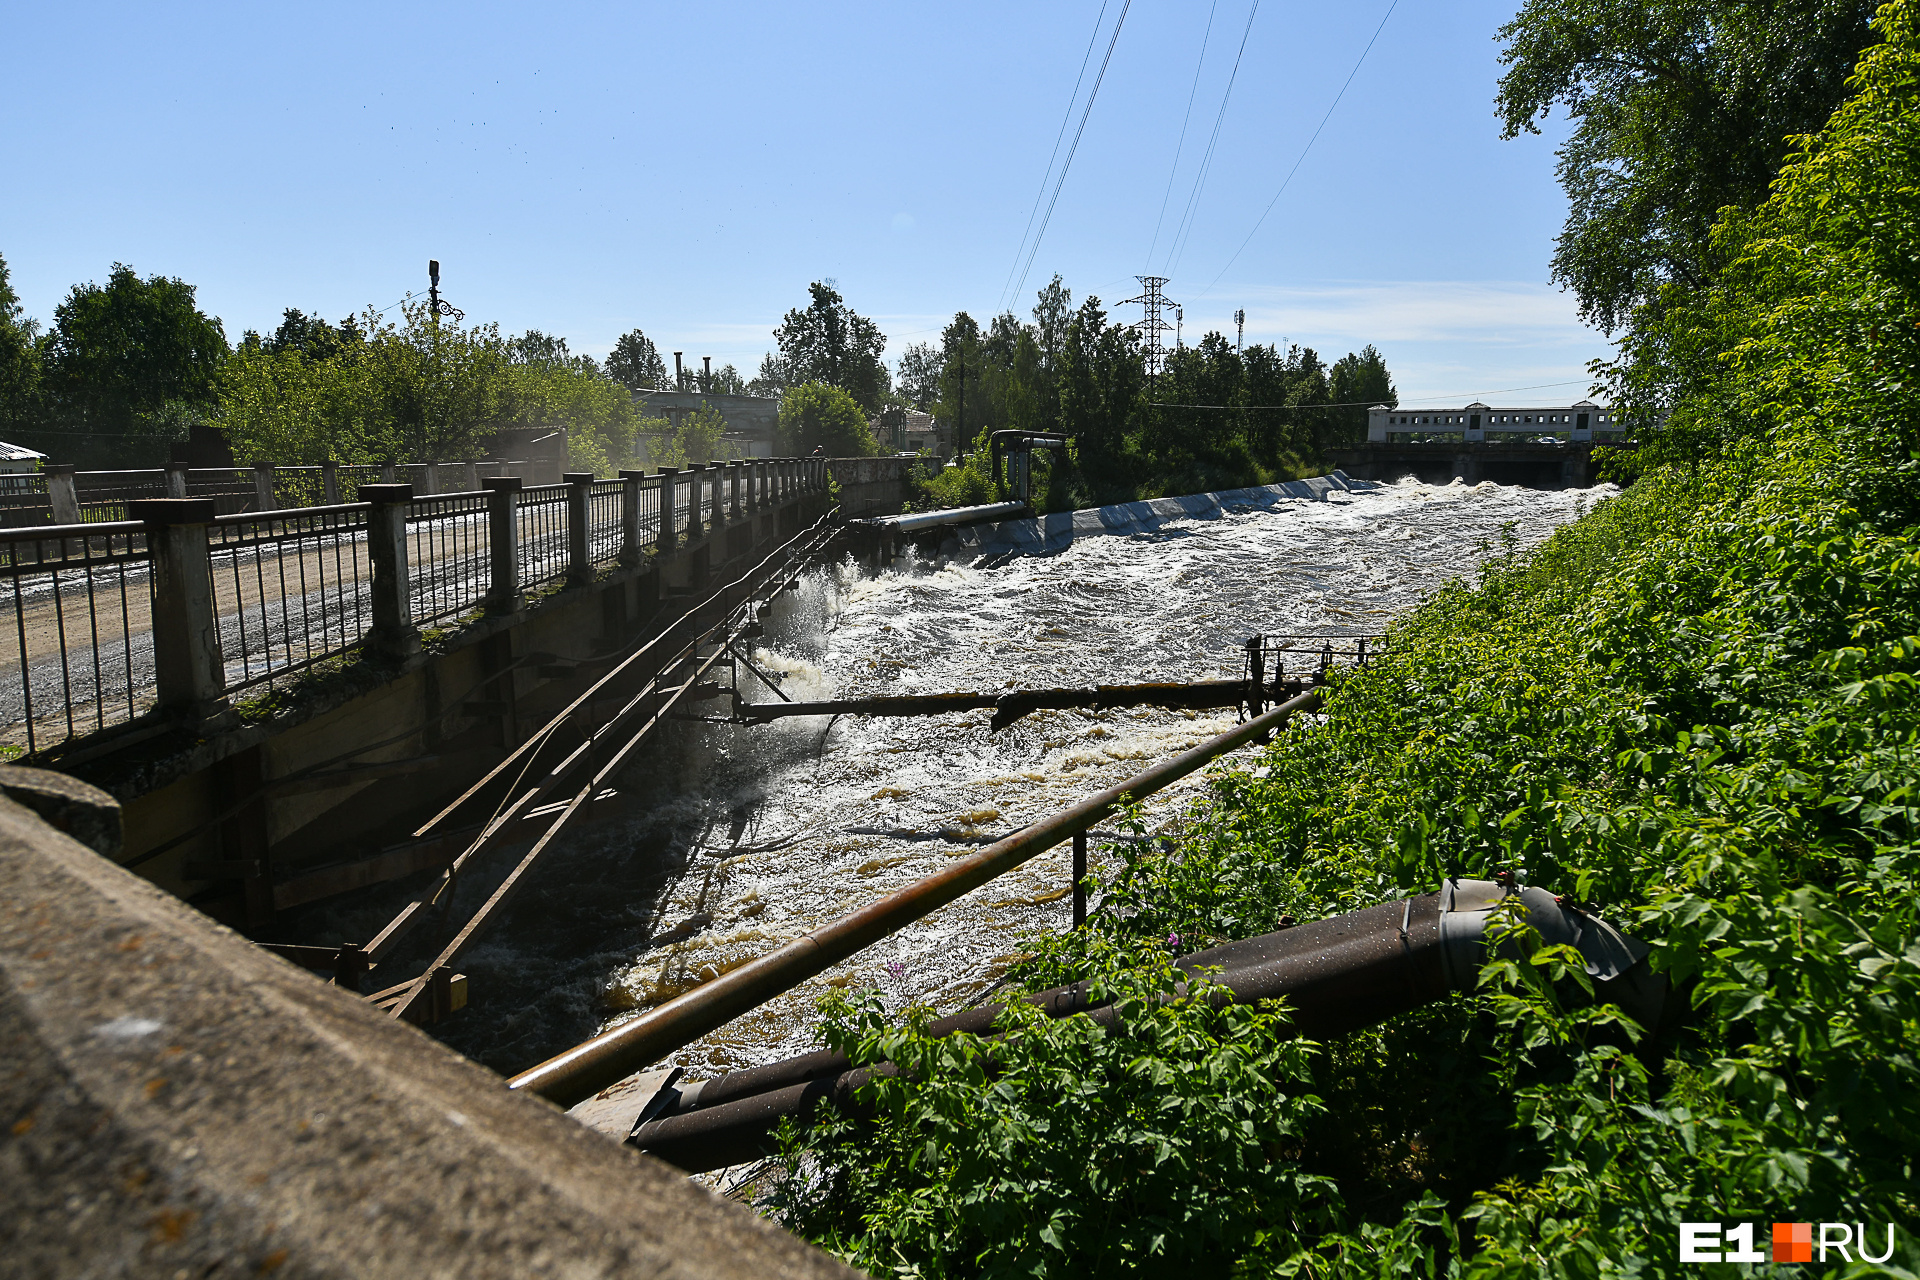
774,282,890,412
778,381,878,456
1496,0,1882,332
607,328,668,390
40,262,228,438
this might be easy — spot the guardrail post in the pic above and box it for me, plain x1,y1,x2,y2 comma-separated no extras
463,461,480,493
130,498,228,724
708,463,724,530
483,477,523,614
321,461,340,505
685,464,705,540
564,472,594,585
419,462,439,496
252,463,277,512
727,460,742,522
380,462,397,483
44,464,80,525
361,483,420,660
619,469,645,567
656,467,678,552
163,462,189,500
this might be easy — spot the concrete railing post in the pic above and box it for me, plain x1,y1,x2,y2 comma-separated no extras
419,462,439,497
321,461,340,505
728,460,742,521
708,463,724,530
482,477,523,615
163,462,189,500
380,462,397,483
618,470,645,567
564,472,594,585
685,464,705,541
130,499,227,723
252,463,277,512
44,465,80,525
360,483,420,660
656,468,678,552
464,461,480,493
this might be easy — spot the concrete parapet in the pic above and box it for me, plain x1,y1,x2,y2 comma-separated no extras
0,795,856,1279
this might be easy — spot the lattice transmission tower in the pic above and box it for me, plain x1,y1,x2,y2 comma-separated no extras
1121,275,1177,382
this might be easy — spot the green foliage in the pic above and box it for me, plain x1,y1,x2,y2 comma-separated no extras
776,282,891,413
35,262,228,461
769,955,1360,1279
644,404,727,468
779,381,878,457
773,9,1920,1271
216,301,647,473
0,252,41,438
607,327,669,390
1496,0,1882,333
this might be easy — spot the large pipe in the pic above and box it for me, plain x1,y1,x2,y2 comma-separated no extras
508,689,1325,1108
625,880,1665,1173
733,678,1257,729
853,500,1028,535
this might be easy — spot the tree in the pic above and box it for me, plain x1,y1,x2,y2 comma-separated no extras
41,263,228,435
895,342,942,410
267,309,364,361
0,252,41,433
774,282,891,412
747,351,788,399
936,312,984,449
1327,344,1397,444
1497,0,1882,332
607,328,669,389
1032,274,1073,373
778,381,879,456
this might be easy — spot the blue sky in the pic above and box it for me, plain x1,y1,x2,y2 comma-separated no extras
1,0,1600,406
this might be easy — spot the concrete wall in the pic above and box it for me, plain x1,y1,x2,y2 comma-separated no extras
74,486,834,924
0,792,857,1278
827,455,918,518
1328,444,1603,489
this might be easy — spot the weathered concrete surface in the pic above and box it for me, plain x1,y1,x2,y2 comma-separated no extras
0,796,857,1280
0,765,122,859
826,456,917,518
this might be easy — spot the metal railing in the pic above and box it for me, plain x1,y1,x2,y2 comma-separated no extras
0,458,827,757
210,505,374,695
406,492,492,624
0,522,156,754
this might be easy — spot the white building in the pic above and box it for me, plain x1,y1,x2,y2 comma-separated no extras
1366,400,1629,444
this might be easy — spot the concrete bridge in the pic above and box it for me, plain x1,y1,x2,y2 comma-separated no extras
1,456,919,933
1327,441,1616,488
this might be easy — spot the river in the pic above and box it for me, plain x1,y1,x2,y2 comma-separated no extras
282,475,1610,1089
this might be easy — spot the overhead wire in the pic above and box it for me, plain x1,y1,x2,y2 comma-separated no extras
1007,0,1135,306
999,1,1112,312
1143,0,1219,271
1194,0,1399,301
1164,0,1261,278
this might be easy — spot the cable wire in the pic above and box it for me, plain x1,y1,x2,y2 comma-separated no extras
999,1,1112,312
1144,0,1218,270
1165,0,1261,278
1008,0,1135,306
1195,0,1398,300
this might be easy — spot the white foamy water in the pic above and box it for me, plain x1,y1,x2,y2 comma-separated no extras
285,476,1609,1079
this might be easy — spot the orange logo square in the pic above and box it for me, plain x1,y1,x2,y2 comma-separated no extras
1774,1222,1812,1263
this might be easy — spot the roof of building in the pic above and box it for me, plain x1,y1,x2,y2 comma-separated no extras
0,441,48,463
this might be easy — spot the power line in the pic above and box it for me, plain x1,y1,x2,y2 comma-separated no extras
1149,379,1599,410
999,1,1112,312
1194,0,1398,301
1144,0,1218,271
1164,0,1261,278
1007,0,1134,307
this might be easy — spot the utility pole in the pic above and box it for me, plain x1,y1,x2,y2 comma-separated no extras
1120,276,1177,383
702,356,712,395
426,260,464,323
1235,309,1245,352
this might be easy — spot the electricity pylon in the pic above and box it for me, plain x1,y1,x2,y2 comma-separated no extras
1121,275,1177,382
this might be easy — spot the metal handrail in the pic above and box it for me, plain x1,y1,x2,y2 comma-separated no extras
508,687,1323,1108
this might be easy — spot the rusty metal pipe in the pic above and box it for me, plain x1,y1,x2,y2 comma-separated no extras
626,884,1666,1173
507,689,1324,1108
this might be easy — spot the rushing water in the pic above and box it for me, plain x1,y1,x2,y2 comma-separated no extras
284,476,1611,1084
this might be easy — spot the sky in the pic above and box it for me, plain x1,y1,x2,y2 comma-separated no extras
0,0,1603,407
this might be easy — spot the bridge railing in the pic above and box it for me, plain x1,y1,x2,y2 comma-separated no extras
0,458,829,759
